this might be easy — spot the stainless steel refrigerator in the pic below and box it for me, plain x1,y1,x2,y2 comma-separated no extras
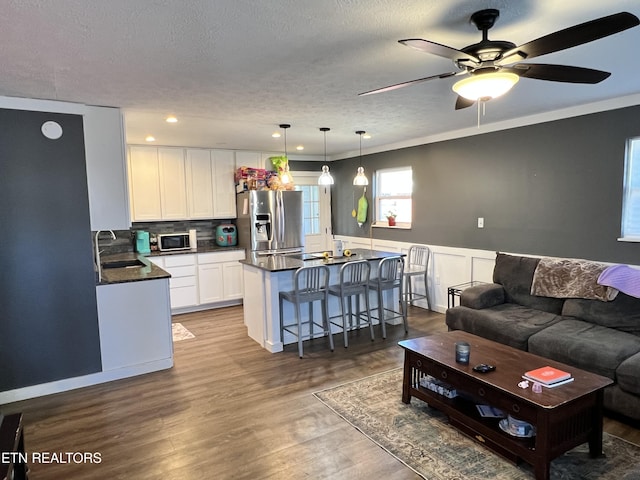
236,190,304,254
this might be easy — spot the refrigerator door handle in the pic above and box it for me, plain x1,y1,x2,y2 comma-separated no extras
277,191,285,244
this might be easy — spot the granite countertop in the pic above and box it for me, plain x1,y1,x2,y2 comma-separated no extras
97,242,245,285
147,240,244,257
241,248,404,272
97,253,170,285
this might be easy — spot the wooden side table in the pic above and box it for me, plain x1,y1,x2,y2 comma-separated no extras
0,413,29,480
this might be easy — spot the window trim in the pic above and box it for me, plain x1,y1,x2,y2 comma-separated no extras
620,137,640,242
373,166,413,229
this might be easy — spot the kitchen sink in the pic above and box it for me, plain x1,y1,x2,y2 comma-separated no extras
101,259,146,269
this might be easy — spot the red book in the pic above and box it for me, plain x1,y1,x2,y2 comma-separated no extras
524,366,572,385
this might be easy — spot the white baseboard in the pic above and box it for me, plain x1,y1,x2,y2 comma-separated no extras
0,358,173,405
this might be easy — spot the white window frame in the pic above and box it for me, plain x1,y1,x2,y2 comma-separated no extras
620,137,640,242
373,166,413,228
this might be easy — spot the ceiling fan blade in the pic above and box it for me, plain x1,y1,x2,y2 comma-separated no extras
399,39,480,65
455,96,475,110
505,63,611,84
358,71,460,96
496,11,640,65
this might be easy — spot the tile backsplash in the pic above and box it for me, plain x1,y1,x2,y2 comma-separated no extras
93,219,236,256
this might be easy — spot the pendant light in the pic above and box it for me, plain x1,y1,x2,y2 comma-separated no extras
353,130,369,186
318,127,334,185
279,123,292,185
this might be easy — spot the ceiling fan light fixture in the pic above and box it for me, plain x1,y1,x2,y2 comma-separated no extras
452,71,519,101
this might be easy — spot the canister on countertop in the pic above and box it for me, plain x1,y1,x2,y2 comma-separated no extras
215,224,237,247
189,229,197,251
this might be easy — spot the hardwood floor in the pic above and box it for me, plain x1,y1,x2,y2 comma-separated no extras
3,306,639,479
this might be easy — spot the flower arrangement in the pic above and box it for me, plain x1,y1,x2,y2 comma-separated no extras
386,210,397,226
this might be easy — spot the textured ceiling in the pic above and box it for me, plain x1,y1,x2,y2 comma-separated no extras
2,0,640,157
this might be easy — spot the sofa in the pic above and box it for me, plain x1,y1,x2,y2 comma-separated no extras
446,252,640,422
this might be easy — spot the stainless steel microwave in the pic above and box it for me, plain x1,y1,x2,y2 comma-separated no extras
158,232,190,251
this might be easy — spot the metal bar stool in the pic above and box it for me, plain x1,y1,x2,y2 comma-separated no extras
328,260,374,348
279,265,334,358
403,245,431,310
369,255,407,338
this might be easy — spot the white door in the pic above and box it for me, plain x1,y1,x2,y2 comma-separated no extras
293,172,333,253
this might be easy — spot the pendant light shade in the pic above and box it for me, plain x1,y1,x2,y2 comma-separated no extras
353,130,369,186
452,71,519,101
279,123,293,184
318,127,334,185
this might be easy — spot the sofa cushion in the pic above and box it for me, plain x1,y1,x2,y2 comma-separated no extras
445,304,562,351
561,293,640,335
617,352,640,396
460,283,505,309
528,318,640,379
493,253,564,314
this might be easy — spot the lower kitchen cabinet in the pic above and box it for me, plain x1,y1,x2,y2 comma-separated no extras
198,250,245,306
149,249,245,313
96,279,173,372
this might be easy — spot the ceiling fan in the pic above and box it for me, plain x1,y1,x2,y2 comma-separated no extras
359,9,640,109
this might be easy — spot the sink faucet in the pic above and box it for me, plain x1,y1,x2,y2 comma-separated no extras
95,230,116,282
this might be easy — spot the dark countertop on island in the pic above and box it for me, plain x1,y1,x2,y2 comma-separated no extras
240,248,404,273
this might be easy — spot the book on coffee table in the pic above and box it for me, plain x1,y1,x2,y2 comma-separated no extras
524,365,572,385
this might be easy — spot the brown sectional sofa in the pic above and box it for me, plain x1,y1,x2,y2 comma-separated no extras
446,253,640,421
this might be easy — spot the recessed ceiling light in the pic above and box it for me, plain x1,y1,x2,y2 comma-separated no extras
145,135,156,142
296,145,304,151
272,132,281,138
166,116,178,123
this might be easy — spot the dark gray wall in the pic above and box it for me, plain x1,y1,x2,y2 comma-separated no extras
0,108,102,391
292,105,640,264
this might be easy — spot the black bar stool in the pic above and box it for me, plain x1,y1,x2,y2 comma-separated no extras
279,264,334,358
369,255,407,338
328,260,374,347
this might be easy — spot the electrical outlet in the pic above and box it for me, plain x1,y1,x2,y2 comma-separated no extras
477,217,484,228
435,275,441,285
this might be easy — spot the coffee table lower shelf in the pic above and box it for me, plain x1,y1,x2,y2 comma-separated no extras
408,383,536,465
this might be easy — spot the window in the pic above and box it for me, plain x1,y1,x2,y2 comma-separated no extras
374,166,413,227
621,137,640,241
296,184,320,235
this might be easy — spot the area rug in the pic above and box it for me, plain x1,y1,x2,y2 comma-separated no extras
314,368,640,480
172,322,195,342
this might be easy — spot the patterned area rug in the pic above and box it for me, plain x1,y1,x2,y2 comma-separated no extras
172,322,195,342
314,369,640,480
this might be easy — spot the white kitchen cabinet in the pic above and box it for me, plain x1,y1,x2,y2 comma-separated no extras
212,149,237,218
198,262,224,303
198,250,245,306
235,150,262,169
163,254,198,310
96,279,173,371
158,147,188,219
186,149,214,218
84,106,131,230
128,146,162,221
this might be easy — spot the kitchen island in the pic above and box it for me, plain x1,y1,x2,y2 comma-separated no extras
241,248,404,353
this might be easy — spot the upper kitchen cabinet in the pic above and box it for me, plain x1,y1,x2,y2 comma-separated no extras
185,148,236,219
128,146,163,221
235,151,262,169
212,149,236,218
84,106,131,230
158,147,188,219
129,145,236,221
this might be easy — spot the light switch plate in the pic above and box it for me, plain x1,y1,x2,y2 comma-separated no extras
477,217,484,228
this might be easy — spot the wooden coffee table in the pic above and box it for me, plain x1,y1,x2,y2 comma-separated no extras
398,331,613,480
